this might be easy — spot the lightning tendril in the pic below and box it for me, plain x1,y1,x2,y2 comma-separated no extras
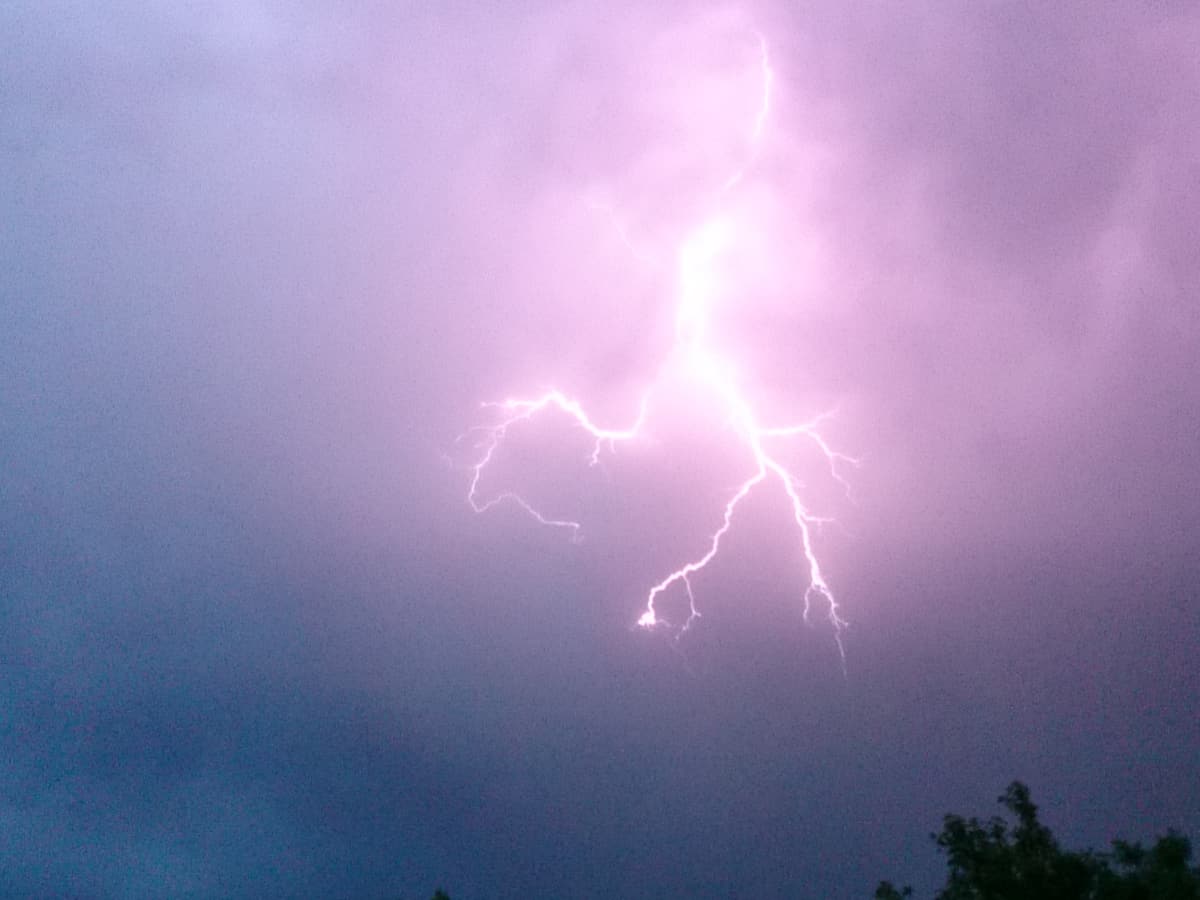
459,32,856,668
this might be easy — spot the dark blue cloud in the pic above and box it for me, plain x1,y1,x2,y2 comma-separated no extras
2,2,1197,898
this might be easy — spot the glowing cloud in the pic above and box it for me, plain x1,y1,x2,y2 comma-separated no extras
460,26,856,667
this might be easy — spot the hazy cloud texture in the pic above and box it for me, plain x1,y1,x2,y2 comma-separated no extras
2,2,1198,897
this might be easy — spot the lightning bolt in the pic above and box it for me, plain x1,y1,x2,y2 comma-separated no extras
461,32,856,668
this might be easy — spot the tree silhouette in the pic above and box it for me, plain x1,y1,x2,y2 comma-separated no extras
876,782,1200,899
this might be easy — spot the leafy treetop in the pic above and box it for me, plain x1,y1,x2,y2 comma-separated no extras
876,782,1200,900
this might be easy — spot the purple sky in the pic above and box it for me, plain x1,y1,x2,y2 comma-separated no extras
2,2,1198,897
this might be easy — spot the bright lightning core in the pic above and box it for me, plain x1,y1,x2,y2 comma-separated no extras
460,31,856,666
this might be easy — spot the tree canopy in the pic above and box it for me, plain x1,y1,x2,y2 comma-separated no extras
876,782,1200,900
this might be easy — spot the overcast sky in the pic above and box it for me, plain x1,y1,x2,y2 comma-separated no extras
2,2,1198,898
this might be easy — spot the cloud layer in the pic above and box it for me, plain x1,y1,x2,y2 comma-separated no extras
2,2,1197,897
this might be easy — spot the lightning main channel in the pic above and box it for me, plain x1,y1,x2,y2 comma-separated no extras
462,34,855,666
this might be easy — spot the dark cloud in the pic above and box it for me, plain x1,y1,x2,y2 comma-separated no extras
2,2,1197,897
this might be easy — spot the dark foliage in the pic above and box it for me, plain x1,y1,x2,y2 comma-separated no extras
876,782,1200,900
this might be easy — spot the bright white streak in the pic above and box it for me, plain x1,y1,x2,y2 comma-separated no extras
463,32,854,669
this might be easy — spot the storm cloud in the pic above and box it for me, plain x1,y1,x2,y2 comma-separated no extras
2,2,1197,897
